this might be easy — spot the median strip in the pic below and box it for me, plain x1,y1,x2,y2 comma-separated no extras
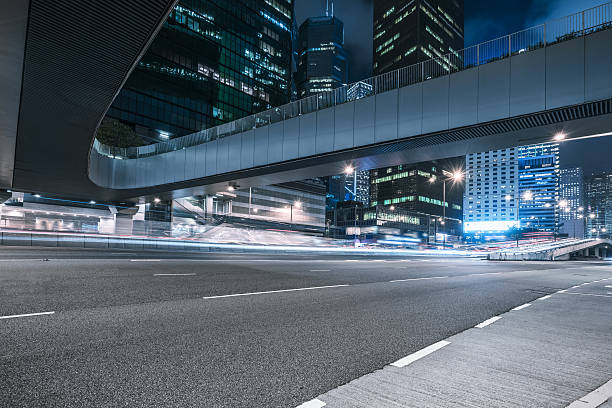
202,284,350,300
475,316,502,328
390,340,451,368
0,311,55,320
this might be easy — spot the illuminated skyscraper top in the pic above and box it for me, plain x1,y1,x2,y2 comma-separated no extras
373,0,464,75
295,14,348,98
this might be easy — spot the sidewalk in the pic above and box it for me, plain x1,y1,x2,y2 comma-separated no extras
300,276,612,408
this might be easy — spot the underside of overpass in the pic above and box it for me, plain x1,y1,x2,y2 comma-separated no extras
0,0,178,201
1,2,612,203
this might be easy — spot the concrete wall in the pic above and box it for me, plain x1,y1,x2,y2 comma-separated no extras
90,30,612,190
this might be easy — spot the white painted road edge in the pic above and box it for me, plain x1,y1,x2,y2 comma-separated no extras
0,311,55,320
475,316,503,328
512,303,531,311
295,398,326,408
390,340,451,368
202,284,350,299
566,378,612,408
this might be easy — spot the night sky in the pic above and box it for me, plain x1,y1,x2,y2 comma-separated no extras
294,0,612,174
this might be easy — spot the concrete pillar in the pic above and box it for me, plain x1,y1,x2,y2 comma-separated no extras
583,248,589,257
115,213,134,235
594,246,601,258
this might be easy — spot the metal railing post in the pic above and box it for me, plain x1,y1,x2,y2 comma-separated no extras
508,34,511,56
477,44,480,65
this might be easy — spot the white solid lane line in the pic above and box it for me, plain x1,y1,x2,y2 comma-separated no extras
390,340,451,368
296,399,326,408
475,316,502,328
310,269,331,272
130,259,161,262
153,273,196,276
512,303,531,311
202,284,350,300
605,285,612,288
0,311,55,320
389,276,448,282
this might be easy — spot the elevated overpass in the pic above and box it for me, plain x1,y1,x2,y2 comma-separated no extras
0,0,178,201
90,4,612,201
2,3,612,202
488,238,612,261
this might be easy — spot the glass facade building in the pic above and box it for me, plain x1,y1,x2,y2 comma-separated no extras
585,172,612,238
99,0,294,147
373,0,464,75
369,158,464,236
295,15,348,98
517,143,560,232
559,167,584,221
463,148,519,233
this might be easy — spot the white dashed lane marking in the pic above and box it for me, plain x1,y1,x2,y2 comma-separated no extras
512,303,531,311
475,316,502,328
390,340,451,368
296,398,326,408
153,273,196,276
0,311,55,320
202,284,350,300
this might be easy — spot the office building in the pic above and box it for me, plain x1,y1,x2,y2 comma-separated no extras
347,81,373,101
463,148,519,234
585,172,612,238
295,15,348,98
373,0,464,75
369,158,464,238
559,167,584,220
517,143,560,232
99,0,294,147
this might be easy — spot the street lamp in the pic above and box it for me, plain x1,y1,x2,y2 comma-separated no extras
553,131,566,141
288,200,302,230
430,169,464,248
344,164,359,245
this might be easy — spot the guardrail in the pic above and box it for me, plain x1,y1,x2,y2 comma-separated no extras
93,2,612,160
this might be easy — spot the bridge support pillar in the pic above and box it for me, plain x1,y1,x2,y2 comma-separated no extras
594,246,601,259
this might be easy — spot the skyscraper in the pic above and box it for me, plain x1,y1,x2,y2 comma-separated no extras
559,167,584,220
518,143,560,232
369,158,464,237
98,0,294,147
463,148,519,234
373,0,464,75
295,14,348,98
585,172,612,238
368,1,464,232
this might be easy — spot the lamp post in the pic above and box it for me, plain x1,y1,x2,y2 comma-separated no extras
344,165,358,246
429,169,463,249
288,200,302,231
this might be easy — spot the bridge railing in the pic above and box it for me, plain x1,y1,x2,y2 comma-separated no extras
93,1,612,161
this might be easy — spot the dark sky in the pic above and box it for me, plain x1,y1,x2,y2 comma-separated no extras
294,0,612,173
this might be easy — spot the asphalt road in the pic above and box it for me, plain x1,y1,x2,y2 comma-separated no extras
1,246,610,407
